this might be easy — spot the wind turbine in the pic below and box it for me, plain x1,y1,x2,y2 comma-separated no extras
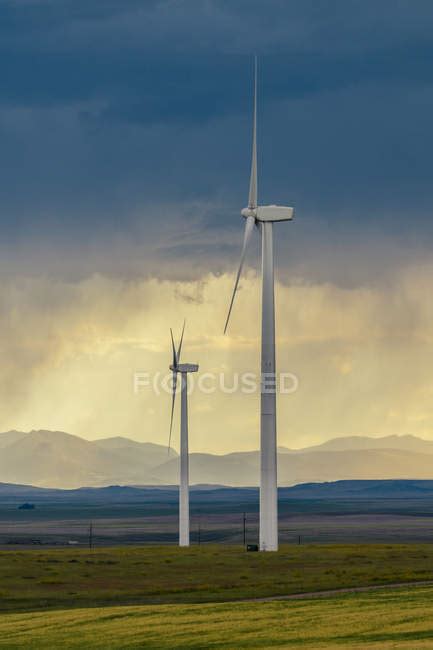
224,58,294,551
168,322,199,547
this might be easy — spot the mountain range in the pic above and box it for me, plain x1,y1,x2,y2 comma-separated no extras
0,430,433,489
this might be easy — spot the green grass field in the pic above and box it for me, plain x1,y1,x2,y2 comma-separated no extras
1,585,433,649
2,544,433,648
1,544,433,613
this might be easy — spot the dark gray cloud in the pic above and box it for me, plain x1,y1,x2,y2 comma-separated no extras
1,0,433,285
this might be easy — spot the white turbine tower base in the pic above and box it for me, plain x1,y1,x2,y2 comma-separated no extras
224,58,294,552
168,323,199,548
260,221,277,551
179,372,189,546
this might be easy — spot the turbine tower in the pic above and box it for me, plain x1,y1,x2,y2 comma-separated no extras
224,58,294,551
168,322,199,547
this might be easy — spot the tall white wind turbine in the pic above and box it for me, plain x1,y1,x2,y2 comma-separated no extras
224,58,294,551
168,322,199,547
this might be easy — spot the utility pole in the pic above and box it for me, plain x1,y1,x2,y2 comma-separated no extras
198,513,201,546
89,522,93,550
243,512,247,547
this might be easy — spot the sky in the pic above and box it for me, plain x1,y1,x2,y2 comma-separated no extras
1,0,433,452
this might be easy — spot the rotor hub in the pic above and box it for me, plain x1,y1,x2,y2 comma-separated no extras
241,207,257,219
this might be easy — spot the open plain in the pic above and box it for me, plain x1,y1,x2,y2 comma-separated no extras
0,545,433,648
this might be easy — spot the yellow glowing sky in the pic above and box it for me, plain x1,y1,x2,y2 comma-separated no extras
3,0,433,458
2,261,433,453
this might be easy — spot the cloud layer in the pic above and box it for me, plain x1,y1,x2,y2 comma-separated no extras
1,2,433,447
1,262,433,452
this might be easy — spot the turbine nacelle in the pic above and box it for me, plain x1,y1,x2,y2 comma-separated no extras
241,205,294,222
170,363,199,373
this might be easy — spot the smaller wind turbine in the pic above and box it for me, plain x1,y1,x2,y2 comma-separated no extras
168,322,199,547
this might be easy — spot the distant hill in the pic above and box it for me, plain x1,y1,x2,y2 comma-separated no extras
0,430,433,488
2,479,433,503
286,479,433,499
154,447,433,487
298,434,433,454
0,430,28,449
93,436,175,470
0,430,176,488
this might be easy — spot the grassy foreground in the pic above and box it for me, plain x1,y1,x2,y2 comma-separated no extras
1,544,433,613
1,586,433,649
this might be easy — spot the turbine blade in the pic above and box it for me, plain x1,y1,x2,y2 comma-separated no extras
168,370,177,455
170,328,177,368
177,320,185,364
248,56,258,209
224,215,255,334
